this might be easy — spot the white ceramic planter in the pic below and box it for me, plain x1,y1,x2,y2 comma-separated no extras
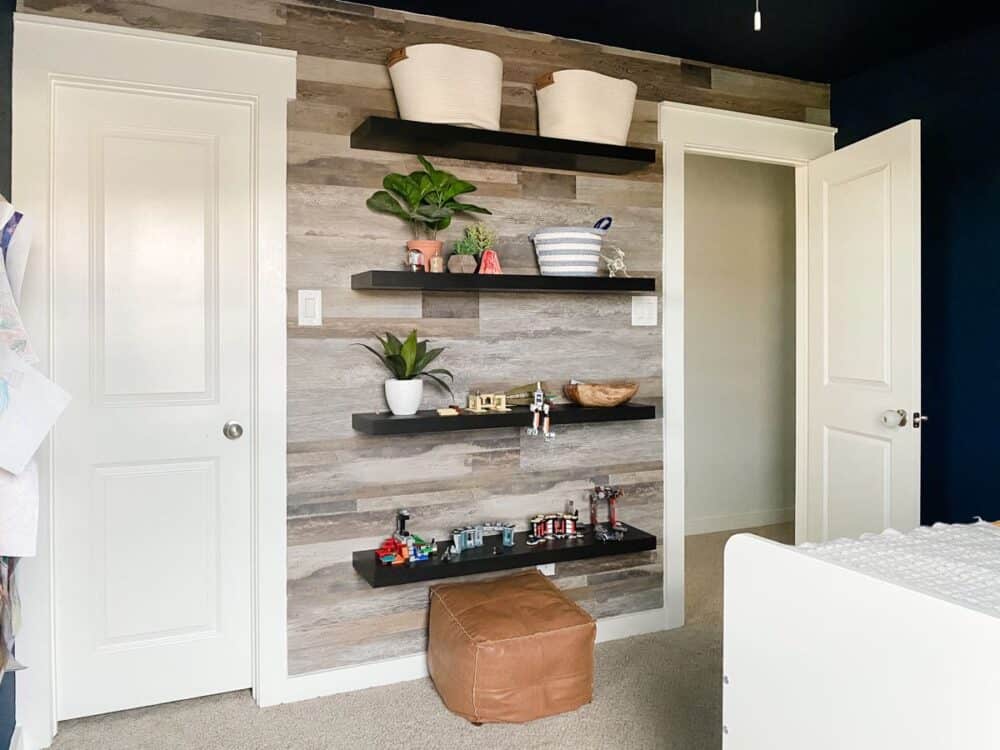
535,69,638,145
387,44,503,130
385,378,424,416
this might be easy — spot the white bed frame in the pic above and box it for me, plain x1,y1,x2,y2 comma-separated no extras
723,534,1000,750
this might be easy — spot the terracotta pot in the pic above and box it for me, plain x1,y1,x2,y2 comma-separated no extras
447,254,478,274
407,239,443,271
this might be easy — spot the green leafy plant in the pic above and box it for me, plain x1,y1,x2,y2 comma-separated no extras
454,223,497,255
355,330,454,396
366,155,491,240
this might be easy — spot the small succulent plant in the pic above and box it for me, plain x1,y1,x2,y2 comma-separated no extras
454,223,497,255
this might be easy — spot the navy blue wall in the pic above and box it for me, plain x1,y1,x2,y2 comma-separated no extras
833,24,1000,525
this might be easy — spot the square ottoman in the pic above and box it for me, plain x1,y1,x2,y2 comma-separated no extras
427,569,596,723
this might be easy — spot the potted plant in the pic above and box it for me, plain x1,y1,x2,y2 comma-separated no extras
449,223,497,273
366,156,491,270
356,330,454,416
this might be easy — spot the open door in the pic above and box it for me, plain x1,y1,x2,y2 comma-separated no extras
805,120,921,542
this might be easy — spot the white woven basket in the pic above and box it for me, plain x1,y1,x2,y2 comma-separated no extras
536,69,638,145
531,217,612,277
388,44,503,131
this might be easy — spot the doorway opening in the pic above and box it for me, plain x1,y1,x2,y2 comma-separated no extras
682,154,797,623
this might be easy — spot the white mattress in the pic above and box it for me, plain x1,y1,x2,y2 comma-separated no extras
796,521,1000,618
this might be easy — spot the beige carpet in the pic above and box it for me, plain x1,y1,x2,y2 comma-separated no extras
51,524,793,750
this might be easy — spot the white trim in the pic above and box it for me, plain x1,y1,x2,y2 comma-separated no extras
686,508,795,537
12,16,295,747
9,727,24,750
658,101,836,630
277,608,668,705
13,13,297,63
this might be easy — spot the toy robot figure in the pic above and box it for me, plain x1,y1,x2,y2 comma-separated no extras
589,484,626,542
526,381,555,441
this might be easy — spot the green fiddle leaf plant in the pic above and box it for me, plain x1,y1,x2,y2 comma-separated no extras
366,155,491,240
355,329,455,397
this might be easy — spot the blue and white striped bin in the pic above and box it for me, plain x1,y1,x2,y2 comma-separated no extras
530,216,612,277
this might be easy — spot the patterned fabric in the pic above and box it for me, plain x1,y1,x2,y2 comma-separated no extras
799,521,1000,618
0,212,21,263
0,558,21,674
0,251,34,364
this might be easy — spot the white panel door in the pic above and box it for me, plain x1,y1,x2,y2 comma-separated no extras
806,121,921,542
53,82,254,719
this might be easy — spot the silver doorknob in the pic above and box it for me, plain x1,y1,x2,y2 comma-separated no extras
223,421,244,440
880,409,907,428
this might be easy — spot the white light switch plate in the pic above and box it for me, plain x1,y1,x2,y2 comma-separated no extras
536,563,556,576
632,295,657,326
298,289,322,326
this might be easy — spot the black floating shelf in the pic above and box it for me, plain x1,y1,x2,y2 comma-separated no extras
350,116,656,175
353,523,656,588
352,402,655,436
352,270,655,294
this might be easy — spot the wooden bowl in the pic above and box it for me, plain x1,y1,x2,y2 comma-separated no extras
563,381,639,407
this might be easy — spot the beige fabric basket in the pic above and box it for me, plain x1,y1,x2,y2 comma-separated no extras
536,69,638,145
388,44,503,131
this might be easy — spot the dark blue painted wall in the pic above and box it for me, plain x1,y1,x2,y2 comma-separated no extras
833,24,1000,525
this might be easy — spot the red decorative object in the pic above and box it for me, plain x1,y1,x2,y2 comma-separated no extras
478,249,503,274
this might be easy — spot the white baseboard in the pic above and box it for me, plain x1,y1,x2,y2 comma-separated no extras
276,607,669,706
686,507,794,536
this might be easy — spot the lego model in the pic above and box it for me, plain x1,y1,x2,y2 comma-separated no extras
526,381,555,440
526,503,582,545
466,392,512,413
375,509,438,566
447,521,517,558
590,484,627,542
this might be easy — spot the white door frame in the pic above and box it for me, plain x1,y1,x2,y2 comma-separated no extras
658,102,836,627
12,15,295,748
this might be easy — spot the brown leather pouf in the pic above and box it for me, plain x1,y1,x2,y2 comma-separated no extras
427,569,596,723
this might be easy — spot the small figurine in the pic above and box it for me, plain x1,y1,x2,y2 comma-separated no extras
600,245,630,278
526,381,555,440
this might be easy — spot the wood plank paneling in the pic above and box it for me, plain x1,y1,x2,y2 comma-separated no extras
21,0,828,675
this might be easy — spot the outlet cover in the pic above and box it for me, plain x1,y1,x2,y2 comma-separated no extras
298,289,322,326
632,295,657,326
536,563,556,576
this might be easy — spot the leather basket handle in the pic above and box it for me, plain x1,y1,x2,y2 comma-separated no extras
387,47,408,67
535,71,556,90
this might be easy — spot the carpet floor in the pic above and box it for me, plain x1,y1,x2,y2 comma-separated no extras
51,524,793,750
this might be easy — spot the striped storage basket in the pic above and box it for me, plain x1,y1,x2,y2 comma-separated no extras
531,217,612,276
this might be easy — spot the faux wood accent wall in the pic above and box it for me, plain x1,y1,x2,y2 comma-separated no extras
20,0,829,674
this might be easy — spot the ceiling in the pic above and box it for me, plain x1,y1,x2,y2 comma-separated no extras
363,0,1000,82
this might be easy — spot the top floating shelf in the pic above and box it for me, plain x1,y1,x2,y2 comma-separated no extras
350,117,657,175
351,270,655,294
